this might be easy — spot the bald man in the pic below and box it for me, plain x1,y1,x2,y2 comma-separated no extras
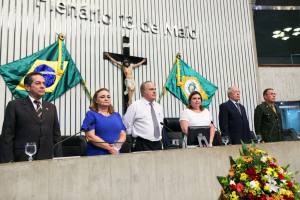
219,86,253,144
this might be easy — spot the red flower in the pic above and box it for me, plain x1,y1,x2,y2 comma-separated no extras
278,173,285,180
284,197,294,200
287,181,293,187
269,162,277,168
260,195,267,200
246,168,256,175
247,192,254,200
236,183,244,193
230,183,237,191
266,196,275,200
246,168,258,180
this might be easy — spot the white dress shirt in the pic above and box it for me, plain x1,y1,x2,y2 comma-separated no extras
123,97,164,141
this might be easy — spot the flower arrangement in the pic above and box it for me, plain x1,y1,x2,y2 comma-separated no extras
218,144,300,200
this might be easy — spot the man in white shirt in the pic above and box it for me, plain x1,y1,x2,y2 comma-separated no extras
123,81,164,151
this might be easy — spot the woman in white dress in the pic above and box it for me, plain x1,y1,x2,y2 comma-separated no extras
179,91,215,146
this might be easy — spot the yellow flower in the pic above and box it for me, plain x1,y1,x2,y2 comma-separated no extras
261,175,268,182
267,156,274,162
279,188,287,195
255,149,265,154
229,191,239,200
285,190,293,197
279,188,294,197
251,190,257,196
266,167,274,175
240,173,248,181
264,184,271,192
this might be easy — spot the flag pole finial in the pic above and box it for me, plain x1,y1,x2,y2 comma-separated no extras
176,53,181,59
58,33,65,41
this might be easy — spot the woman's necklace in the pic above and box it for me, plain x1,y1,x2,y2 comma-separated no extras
98,110,110,116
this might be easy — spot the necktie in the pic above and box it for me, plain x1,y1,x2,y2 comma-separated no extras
235,102,242,115
34,100,42,118
149,103,160,139
271,105,276,113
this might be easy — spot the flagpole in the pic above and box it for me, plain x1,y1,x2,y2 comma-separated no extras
56,34,92,101
157,53,181,103
80,80,92,101
157,86,167,103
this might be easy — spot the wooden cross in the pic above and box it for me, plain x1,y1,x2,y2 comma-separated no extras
103,51,147,113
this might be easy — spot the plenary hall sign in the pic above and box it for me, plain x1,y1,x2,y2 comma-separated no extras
36,0,197,39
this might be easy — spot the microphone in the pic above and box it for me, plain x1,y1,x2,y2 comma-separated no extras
52,130,83,157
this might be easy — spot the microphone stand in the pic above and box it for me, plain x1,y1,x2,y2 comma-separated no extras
52,131,83,157
210,121,223,146
211,121,222,136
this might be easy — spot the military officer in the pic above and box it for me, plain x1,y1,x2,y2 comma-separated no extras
254,88,283,142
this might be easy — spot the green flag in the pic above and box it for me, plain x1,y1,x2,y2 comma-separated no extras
165,55,218,108
0,35,83,102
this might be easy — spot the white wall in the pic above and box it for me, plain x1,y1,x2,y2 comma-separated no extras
258,66,300,102
0,0,258,135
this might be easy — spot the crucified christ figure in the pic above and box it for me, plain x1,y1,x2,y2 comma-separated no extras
105,52,146,105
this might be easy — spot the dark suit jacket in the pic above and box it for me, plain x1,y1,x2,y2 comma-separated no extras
219,100,253,144
254,102,283,142
0,97,61,163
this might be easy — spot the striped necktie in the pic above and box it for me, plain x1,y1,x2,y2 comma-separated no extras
34,100,42,118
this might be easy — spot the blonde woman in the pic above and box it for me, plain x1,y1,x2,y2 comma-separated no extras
81,88,126,155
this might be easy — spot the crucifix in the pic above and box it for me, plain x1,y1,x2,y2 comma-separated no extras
103,37,147,113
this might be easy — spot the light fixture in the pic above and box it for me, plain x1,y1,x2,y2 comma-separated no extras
272,26,300,40
294,27,300,32
284,27,292,32
273,30,281,34
282,36,289,40
279,32,285,37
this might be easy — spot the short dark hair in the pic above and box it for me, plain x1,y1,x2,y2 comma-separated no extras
140,81,152,97
24,72,44,86
187,91,204,111
263,88,274,96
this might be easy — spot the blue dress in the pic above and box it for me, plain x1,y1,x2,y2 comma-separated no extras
81,110,126,156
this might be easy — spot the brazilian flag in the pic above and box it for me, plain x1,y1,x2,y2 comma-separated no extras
165,55,218,108
0,35,83,102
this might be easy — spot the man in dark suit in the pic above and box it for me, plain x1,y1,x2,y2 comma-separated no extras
0,72,61,163
254,88,283,142
219,86,253,144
